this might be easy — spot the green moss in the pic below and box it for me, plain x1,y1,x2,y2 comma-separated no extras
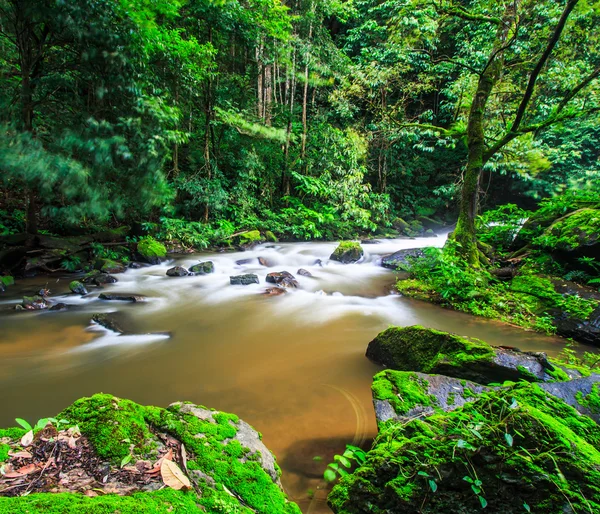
329,383,600,513
516,365,539,382
0,489,206,513
60,394,157,462
396,279,440,302
330,241,363,263
533,208,600,251
265,230,278,242
238,230,262,244
137,236,167,260
1,275,14,287
372,371,437,419
0,443,9,462
545,365,571,382
576,383,600,414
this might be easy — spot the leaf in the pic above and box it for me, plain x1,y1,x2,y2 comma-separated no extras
479,496,488,509
523,502,531,512
8,451,32,459
323,468,337,482
336,456,351,468
120,454,132,468
160,459,191,490
417,471,429,477
21,430,34,447
428,479,437,492
35,418,50,431
505,433,514,447
15,419,32,431
470,428,483,440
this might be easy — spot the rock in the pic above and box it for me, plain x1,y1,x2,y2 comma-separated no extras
330,241,364,264
128,262,144,269
490,266,516,280
266,271,298,288
92,273,118,286
0,394,301,513
236,258,254,265
264,287,287,296
366,326,558,384
96,259,127,274
189,261,214,275
235,230,263,248
329,382,600,514
258,257,270,267
372,370,491,427
314,259,323,267
0,282,4,293
360,239,380,244
92,313,125,334
166,266,189,277
49,303,68,311
230,274,259,285
540,375,600,423
297,268,312,277
98,293,146,302
69,280,88,295
136,236,167,265
554,306,600,347
264,230,278,243
20,295,50,310
381,248,425,270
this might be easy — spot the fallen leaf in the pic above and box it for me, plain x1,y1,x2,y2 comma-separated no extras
8,451,32,459
160,459,191,490
20,430,34,447
16,464,38,475
68,436,78,449
181,444,188,470
164,449,174,461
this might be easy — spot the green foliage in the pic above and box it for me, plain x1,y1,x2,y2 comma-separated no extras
323,445,367,483
477,204,529,252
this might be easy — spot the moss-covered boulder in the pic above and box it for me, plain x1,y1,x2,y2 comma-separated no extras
330,241,364,264
265,230,278,243
166,266,189,277
136,236,167,265
236,230,263,247
95,259,127,274
366,326,558,384
381,248,425,270
329,383,600,514
189,261,214,275
0,394,300,514
69,280,87,295
533,208,600,254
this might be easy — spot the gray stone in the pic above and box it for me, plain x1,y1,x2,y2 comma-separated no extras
230,274,259,286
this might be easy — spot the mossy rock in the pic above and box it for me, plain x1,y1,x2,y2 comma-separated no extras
237,230,263,246
94,259,126,274
330,241,364,264
533,208,600,252
137,236,167,264
366,326,557,384
69,280,87,295
189,261,214,275
329,383,600,514
0,394,300,514
264,230,278,243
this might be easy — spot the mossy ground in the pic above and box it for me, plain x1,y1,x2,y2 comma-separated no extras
329,383,600,513
1,394,299,514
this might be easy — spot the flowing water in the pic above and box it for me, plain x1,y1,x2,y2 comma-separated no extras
0,236,589,512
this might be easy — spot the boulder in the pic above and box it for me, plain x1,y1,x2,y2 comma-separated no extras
264,230,278,243
136,236,167,265
554,306,600,347
98,293,146,303
20,295,50,310
330,242,364,264
92,273,118,286
230,274,259,286
381,248,425,270
258,257,270,267
297,268,312,277
366,326,559,384
166,266,189,277
189,261,214,275
264,287,286,296
0,394,301,513
69,280,87,295
266,271,298,288
96,259,127,274
236,258,254,265
329,382,600,514
92,313,125,334
540,374,600,423
49,303,68,311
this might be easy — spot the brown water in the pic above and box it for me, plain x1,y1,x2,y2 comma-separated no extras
0,237,587,512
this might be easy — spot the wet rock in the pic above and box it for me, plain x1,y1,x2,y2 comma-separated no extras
314,259,323,267
540,374,600,423
490,267,516,280
96,259,127,274
258,257,270,267
21,295,50,310
366,325,557,384
264,287,287,296
235,258,254,265
330,241,364,264
297,268,312,277
92,274,118,286
266,271,298,288
372,370,492,426
360,239,380,244
92,313,125,334
381,248,425,270
189,261,214,275
98,293,147,302
166,266,189,277
69,280,87,295
128,262,145,269
554,306,600,347
230,274,259,285
136,236,167,265
49,303,68,311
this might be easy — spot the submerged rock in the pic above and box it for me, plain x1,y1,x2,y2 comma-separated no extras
0,394,300,514
266,271,298,288
258,257,270,267
330,241,364,264
329,382,600,514
49,303,68,311
69,280,87,295
91,313,125,334
189,261,214,275
381,248,425,270
166,266,189,277
20,295,50,310
297,268,312,277
264,287,287,296
230,274,259,285
366,326,559,384
98,293,146,303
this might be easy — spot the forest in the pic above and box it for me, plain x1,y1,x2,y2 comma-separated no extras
0,0,599,513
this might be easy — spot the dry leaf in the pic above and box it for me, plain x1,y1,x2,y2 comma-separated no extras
20,430,34,447
8,451,32,459
16,464,38,475
68,436,78,449
164,449,174,461
160,459,191,490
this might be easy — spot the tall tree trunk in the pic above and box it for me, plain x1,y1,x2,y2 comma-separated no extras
300,11,314,169
282,49,297,196
204,28,213,223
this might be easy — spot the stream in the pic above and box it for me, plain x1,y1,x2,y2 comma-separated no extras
0,236,587,513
